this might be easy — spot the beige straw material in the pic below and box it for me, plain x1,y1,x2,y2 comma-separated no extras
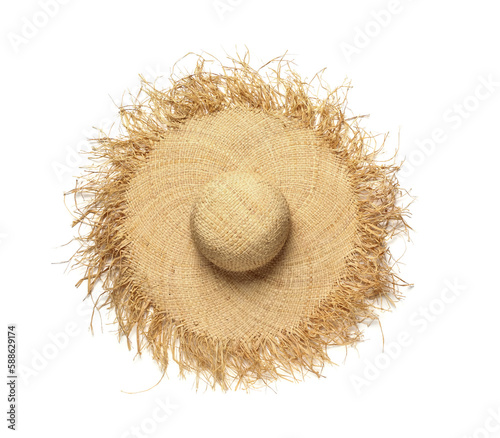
126,107,357,339
69,53,410,391
190,170,291,272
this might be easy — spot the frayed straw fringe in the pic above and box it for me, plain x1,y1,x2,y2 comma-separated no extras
67,52,411,391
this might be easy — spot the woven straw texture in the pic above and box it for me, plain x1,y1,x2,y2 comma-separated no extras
69,54,409,391
190,170,291,272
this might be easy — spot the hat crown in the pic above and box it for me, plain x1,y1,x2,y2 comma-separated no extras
190,171,290,272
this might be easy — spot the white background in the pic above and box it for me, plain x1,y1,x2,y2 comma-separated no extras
1,1,500,437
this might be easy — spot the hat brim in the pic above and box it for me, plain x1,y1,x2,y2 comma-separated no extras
126,107,358,339
69,54,409,390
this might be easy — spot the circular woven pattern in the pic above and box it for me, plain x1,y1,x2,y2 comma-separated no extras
125,108,357,339
190,170,291,272
69,54,409,391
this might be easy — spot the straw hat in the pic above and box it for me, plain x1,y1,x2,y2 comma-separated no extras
69,54,409,390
